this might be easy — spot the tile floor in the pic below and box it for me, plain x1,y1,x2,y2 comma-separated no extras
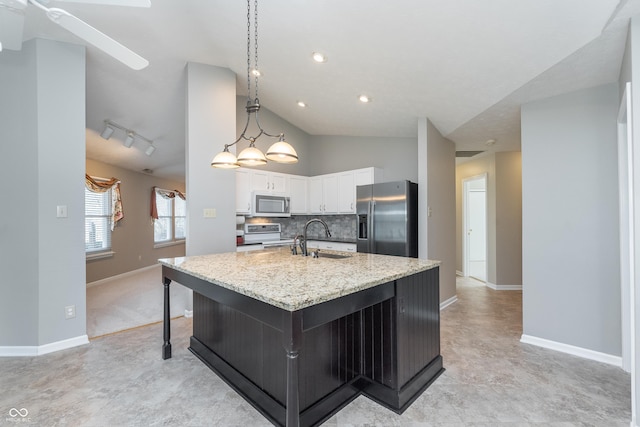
0,277,631,426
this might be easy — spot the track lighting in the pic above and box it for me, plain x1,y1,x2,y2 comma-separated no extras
100,123,115,140
100,120,155,154
124,132,135,148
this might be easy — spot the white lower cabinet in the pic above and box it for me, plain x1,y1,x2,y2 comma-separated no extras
236,244,264,252
306,241,356,252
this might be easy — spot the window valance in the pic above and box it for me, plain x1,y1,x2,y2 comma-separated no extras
85,174,123,230
150,186,186,220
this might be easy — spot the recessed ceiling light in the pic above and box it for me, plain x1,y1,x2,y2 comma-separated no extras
359,95,371,103
251,68,261,77
297,101,307,108
312,52,327,63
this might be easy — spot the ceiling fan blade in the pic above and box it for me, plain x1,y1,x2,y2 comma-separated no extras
0,5,25,51
46,7,148,69
52,0,150,7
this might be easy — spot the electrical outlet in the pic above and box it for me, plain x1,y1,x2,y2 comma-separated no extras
203,208,217,218
65,305,76,319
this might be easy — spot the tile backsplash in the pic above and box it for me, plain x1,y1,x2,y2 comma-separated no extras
243,215,357,241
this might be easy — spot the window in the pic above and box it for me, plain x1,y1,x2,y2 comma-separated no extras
154,189,186,245
85,185,112,253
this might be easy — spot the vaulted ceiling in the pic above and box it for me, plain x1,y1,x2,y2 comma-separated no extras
10,0,640,180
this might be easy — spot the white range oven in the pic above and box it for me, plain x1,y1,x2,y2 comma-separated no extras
237,223,294,252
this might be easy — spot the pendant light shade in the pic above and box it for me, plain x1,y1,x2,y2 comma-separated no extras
211,146,240,169
237,141,267,166
210,0,298,169
266,137,298,163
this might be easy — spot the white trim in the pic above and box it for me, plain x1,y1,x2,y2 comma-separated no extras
486,282,522,291
0,335,89,357
440,295,458,310
153,240,185,249
86,250,115,261
87,264,160,288
520,334,622,367
184,310,193,318
456,270,463,276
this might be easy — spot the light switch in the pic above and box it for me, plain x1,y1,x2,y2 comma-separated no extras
203,208,217,218
57,205,68,218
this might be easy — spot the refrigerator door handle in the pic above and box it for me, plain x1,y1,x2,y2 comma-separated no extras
369,200,376,253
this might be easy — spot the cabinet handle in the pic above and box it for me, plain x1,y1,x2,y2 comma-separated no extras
351,202,353,210
319,204,322,211
271,183,274,190
248,203,251,210
266,182,269,189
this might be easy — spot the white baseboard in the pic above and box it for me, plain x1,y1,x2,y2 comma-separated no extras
440,295,458,310
520,334,622,367
87,264,160,288
0,335,89,357
184,310,193,318
486,281,522,291
456,270,463,276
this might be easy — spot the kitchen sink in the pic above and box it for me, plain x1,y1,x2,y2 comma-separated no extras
316,252,352,259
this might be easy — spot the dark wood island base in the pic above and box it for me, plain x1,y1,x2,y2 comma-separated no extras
161,264,443,427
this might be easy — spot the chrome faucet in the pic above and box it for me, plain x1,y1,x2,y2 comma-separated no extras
291,234,304,255
302,218,332,256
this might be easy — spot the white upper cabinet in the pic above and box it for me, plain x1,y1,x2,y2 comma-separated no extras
355,167,383,187
251,170,287,193
308,176,324,214
337,172,356,213
323,174,339,214
236,167,382,215
289,175,308,214
236,168,252,214
336,168,384,214
309,174,339,214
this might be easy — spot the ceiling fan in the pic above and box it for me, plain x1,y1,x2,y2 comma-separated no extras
0,0,150,70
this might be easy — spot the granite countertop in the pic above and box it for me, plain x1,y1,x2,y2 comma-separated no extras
159,247,440,311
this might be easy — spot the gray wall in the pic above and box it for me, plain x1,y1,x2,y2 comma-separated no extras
237,107,418,184
235,96,312,176
425,119,457,303
186,63,237,256
0,39,87,346
85,159,186,283
521,83,620,356
307,135,418,182
495,152,522,287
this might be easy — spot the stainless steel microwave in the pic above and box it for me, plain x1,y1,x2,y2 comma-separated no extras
251,192,291,217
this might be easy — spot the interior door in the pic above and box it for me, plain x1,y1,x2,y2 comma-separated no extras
467,189,487,281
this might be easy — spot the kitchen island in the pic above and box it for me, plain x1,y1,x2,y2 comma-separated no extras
159,248,443,427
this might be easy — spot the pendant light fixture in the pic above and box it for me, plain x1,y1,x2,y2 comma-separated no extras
211,0,298,169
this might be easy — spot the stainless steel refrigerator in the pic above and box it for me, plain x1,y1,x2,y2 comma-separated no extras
356,180,418,257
